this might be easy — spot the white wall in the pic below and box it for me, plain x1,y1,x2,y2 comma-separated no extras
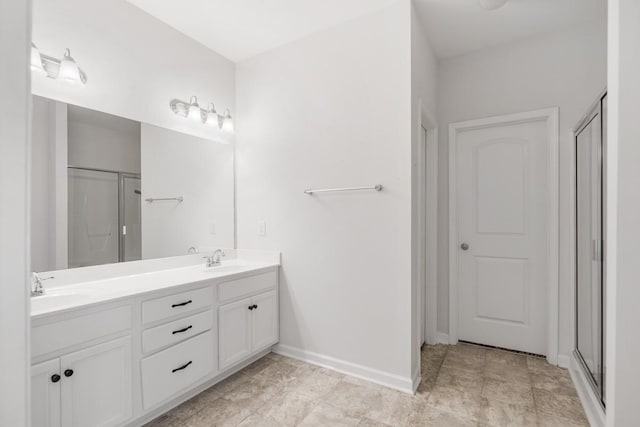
436,22,607,359
0,0,31,424
606,1,640,425
68,107,141,174
236,1,415,389
31,0,235,143
141,124,235,258
410,0,438,380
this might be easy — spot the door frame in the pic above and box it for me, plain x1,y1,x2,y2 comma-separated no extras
417,101,439,346
448,107,559,364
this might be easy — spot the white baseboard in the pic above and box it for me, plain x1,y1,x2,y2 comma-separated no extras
568,352,605,427
272,344,414,394
557,353,570,369
436,332,450,344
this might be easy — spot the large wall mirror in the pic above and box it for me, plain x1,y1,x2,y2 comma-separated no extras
31,96,235,273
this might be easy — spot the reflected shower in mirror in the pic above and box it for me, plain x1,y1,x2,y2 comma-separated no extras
31,96,235,272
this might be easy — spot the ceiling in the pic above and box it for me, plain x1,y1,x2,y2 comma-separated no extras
414,0,606,58
127,0,606,63
126,0,398,62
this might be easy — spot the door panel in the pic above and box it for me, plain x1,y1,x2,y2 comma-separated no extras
60,336,132,427
31,359,61,427
457,119,548,354
218,297,252,370
251,290,279,351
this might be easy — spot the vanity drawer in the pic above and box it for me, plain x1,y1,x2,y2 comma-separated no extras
142,310,213,354
142,287,213,325
218,271,277,303
32,305,132,358
141,331,214,409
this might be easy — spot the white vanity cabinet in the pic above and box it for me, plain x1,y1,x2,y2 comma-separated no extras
31,264,280,427
218,272,279,370
31,336,133,427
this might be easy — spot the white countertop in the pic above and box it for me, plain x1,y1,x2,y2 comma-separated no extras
31,255,280,319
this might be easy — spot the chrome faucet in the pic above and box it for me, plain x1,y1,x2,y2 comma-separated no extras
31,272,54,296
203,249,225,267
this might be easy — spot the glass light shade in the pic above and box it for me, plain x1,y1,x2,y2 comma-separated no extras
188,96,202,121
221,112,234,133
58,48,82,83
30,44,46,75
478,0,508,10
205,103,219,127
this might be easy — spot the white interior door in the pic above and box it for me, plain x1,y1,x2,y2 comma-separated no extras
455,118,549,354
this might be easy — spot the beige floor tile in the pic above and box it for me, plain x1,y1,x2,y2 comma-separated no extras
533,388,588,423
441,351,485,374
257,391,320,426
253,359,299,383
181,397,253,427
436,365,484,395
281,365,342,398
426,385,484,422
209,371,253,396
482,377,534,408
421,404,478,427
485,349,528,368
222,377,279,411
236,413,283,427
478,397,538,427
299,402,362,426
484,360,530,383
358,418,392,426
165,387,221,421
537,412,590,427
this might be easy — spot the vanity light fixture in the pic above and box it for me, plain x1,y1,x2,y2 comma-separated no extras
30,44,87,85
169,96,234,133
221,110,234,133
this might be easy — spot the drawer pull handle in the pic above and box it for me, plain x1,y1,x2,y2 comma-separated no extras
171,300,193,308
172,361,192,373
172,325,193,335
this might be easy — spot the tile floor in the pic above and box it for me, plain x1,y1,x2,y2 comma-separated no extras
145,344,588,427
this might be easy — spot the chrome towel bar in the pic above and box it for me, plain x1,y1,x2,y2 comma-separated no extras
304,185,383,195
144,197,184,203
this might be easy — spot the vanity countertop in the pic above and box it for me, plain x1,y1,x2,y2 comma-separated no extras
31,255,280,319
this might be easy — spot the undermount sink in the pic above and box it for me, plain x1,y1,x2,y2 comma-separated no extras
202,264,247,274
31,289,92,312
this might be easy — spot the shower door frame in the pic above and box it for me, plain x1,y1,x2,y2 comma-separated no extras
68,166,141,264
573,90,607,409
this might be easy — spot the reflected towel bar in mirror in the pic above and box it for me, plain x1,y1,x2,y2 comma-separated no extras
144,197,184,203
304,185,383,195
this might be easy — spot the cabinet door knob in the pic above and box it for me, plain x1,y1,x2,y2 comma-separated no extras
51,374,61,383
460,243,469,251
64,369,74,377
248,305,254,310
253,304,258,309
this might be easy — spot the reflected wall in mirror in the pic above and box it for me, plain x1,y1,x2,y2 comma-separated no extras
31,96,235,272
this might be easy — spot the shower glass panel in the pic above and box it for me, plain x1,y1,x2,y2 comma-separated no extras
575,94,605,406
68,168,119,268
121,175,142,262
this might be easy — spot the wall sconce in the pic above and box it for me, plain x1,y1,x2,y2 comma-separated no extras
170,96,234,133
31,43,87,85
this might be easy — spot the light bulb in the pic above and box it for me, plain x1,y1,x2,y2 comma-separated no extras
205,103,219,127
221,110,234,133
30,43,46,75
58,48,82,84
188,96,202,121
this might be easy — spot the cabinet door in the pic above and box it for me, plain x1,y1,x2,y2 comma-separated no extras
31,359,61,427
219,297,252,370
60,336,132,427
251,290,279,351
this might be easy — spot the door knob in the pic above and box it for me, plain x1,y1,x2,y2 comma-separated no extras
460,243,469,251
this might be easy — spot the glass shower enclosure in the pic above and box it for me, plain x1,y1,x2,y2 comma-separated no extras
574,92,607,407
68,167,141,268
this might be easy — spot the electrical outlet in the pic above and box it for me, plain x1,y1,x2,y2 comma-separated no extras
258,220,266,237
